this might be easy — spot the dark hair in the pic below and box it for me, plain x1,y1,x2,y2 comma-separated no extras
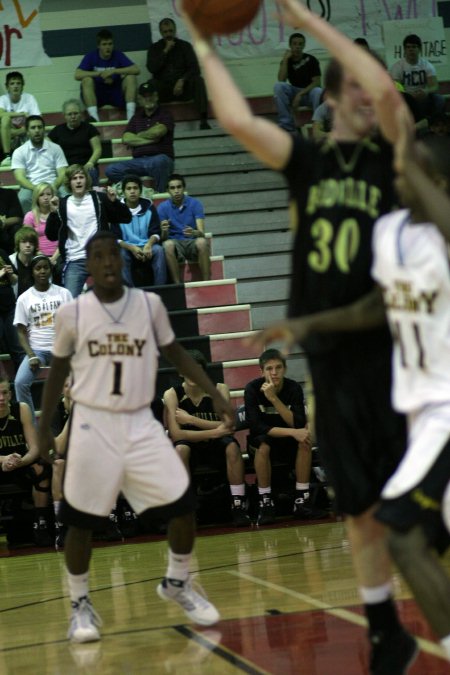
289,33,305,46
167,173,186,188
187,349,208,371
26,115,45,130
85,230,120,256
14,226,39,252
159,17,175,30
354,37,369,49
122,175,143,192
97,28,113,43
64,164,92,192
324,58,344,98
403,34,422,50
6,71,24,85
31,254,51,271
259,349,286,369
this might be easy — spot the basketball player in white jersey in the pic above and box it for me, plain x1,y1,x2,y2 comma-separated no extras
38,230,234,643
250,120,450,663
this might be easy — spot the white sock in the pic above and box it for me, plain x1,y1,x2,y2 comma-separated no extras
67,571,89,603
166,550,190,582
126,102,136,120
359,582,392,604
87,106,99,121
53,500,61,519
230,484,245,497
440,634,450,660
258,486,271,496
296,482,309,491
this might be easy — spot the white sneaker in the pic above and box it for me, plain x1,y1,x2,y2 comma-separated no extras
157,577,220,626
68,596,102,643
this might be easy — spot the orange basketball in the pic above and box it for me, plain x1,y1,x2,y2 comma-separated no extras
182,0,262,36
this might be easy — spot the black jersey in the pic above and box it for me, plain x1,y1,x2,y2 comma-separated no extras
244,377,307,438
0,402,27,457
283,135,396,353
174,384,220,430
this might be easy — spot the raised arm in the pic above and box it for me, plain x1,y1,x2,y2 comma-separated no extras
182,15,292,171
275,0,411,143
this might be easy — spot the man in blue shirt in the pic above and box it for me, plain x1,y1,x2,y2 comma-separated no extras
118,175,166,286
75,28,140,122
157,173,210,283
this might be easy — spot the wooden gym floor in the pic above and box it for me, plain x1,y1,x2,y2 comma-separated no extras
0,520,449,674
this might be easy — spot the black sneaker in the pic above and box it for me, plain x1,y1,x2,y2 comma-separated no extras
199,120,211,130
257,495,275,526
369,629,418,675
119,510,139,538
93,513,123,542
231,497,251,527
293,498,329,520
33,518,53,547
55,521,67,551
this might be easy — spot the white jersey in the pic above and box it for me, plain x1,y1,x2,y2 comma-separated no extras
13,283,73,351
372,209,450,414
52,287,175,411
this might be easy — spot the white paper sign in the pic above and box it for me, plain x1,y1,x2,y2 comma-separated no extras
0,1,50,68
383,17,446,67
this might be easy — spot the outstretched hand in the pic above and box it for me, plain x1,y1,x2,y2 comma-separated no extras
245,319,303,355
211,391,235,431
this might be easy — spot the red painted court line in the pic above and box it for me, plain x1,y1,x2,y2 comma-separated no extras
216,610,449,675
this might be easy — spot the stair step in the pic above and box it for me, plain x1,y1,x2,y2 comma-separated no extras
209,331,261,362
169,304,251,337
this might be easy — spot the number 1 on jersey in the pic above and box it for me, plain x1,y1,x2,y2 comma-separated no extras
111,361,123,395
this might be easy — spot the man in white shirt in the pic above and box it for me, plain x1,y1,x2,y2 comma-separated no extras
0,72,40,166
11,115,68,213
390,34,445,122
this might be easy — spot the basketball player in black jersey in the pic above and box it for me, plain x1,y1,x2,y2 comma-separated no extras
184,1,417,673
0,377,52,546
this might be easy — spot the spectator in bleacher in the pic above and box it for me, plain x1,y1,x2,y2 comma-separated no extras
45,165,131,297
244,349,327,525
0,71,40,167
14,255,72,425
75,28,139,123
0,377,53,546
118,174,166,287
146,17,210,130
9,226,39,298
427,112,450,137
0,248,23,372
23,184,61,282
163,349,250,527
158,173,210,283
274,33,322,133
11,115,68,214
105,81,175,193
390,34,445,123
48,99,102,187
311,98,333,139
0,185,23,255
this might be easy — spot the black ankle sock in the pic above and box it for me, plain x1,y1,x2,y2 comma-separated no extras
365,598,402,635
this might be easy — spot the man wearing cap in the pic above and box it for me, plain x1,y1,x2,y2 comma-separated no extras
105,82,174,193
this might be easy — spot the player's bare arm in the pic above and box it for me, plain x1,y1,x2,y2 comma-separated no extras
182,12,292,171
18,402,39,466
248,288,385,354
38,356,71,460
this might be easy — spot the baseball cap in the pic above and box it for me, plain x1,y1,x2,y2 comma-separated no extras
138,81,158,96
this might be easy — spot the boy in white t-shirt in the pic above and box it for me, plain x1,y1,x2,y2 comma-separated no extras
0,71,40,166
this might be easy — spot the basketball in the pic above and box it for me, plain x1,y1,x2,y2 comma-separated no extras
182,0,262,36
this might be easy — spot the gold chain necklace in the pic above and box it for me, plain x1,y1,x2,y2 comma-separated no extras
331,140,366,174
